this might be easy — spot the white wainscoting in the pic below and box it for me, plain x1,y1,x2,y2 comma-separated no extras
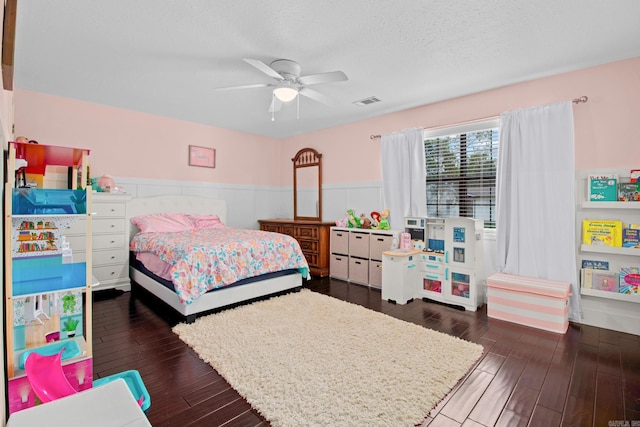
116,177,388,230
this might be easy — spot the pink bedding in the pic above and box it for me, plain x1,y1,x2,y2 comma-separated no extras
130,227,309,305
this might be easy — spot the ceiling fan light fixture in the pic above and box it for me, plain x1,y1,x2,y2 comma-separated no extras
273,86,298,102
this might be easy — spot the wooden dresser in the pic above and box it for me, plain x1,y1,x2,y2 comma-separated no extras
258,219,333,277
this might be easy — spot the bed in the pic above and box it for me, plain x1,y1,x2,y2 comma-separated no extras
127,195,306,322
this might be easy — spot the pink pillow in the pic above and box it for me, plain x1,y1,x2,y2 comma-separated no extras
187,214,226,229
130,213,194,233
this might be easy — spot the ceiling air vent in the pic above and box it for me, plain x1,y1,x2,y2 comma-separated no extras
353,96,381,106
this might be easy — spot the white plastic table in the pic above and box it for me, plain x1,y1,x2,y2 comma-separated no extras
7,378,151,427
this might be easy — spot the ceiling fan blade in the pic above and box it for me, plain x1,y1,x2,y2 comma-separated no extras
299,87,339,106
243,58,284,80
216,83,273,91
268,96,283,113
299,70,348,86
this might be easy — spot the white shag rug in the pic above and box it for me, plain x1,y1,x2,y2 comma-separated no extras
173,289,483,426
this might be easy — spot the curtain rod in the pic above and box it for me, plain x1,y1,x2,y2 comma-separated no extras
369,95,589,140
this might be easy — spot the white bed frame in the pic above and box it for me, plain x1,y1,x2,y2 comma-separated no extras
127,195,302,322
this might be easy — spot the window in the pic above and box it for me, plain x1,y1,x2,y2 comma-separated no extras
424,119,499,228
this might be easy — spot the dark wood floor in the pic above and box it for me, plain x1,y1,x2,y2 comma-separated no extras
92,278,640,427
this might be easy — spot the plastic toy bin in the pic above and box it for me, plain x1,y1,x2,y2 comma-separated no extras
486,272,571,334
12,256,87,296
12,188,87,215
93,370,151,412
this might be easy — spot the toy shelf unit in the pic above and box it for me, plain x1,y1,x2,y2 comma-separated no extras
415,217,484,311
329,227,399,288
4,141,93,415
578,198,640,304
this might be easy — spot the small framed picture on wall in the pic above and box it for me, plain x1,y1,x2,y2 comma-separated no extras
188,145,215,168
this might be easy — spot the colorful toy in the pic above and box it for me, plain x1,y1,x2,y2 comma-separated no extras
370,211,381,228
24,349,77,403
25,348,150,411
378,209,390,230
360,214,372,229
335,214,348,227
347,209,361,228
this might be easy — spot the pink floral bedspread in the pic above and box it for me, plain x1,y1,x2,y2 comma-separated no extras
130,228,309,305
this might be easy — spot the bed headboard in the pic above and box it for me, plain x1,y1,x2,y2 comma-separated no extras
126,195,228,240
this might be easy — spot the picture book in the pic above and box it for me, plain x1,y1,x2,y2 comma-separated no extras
623,228,640,248
581,259,609,270
620,267,640,294
591,271,619,292
581,268,594,289
618,182,639,202
582,219,623,247
588,174,617,201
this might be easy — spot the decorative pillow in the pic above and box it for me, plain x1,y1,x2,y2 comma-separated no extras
187,214,226,229
130,213,194,233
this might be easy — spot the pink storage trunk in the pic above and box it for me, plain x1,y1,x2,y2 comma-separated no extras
486,272,571,334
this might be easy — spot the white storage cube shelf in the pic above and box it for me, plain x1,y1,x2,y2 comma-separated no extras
329,227,398,288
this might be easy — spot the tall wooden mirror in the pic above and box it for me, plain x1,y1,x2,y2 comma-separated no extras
292,148,322,221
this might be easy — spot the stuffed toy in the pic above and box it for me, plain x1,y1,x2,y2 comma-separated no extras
360,214,372,229
370,211,381,229
347,209,361,228
378,209,390,230
335,215,349,227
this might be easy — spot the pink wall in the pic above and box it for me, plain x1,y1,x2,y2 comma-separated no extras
13,91,284,186
14,57,640,187
288,57,640,183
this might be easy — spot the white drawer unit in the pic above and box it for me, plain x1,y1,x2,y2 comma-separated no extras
91,193,132,291
330,227,399,289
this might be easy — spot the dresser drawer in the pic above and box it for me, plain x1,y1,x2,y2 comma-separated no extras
294,225,319,240
298,239,318,254
93,218,126,234
349,232,370,259
302,251,318,268
93,234,126,250
62,218,88,235
260,223,281,233
93,263,129,282
93,202,126,218
93,249,128,266
330,229,349,255
66,235,87,252
281,224,295,236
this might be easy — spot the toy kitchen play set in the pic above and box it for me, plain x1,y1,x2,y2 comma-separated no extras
382,216,484,310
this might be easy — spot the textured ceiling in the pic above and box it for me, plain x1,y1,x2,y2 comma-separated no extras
13,1,640,139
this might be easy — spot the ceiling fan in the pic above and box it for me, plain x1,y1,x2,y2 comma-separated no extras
216,58,348,113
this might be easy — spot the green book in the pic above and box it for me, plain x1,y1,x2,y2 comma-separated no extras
588,174,617,201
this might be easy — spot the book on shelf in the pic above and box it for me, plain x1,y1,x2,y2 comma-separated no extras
620,267,640,295
618,182,639,202
588,174,618,201
582,219,623,247
581,259,609,270
623,228,640,248
581,268,619,291
592,270,619,292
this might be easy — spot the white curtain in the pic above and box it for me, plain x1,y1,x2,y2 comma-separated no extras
381,128,427,230
496,101,581,321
